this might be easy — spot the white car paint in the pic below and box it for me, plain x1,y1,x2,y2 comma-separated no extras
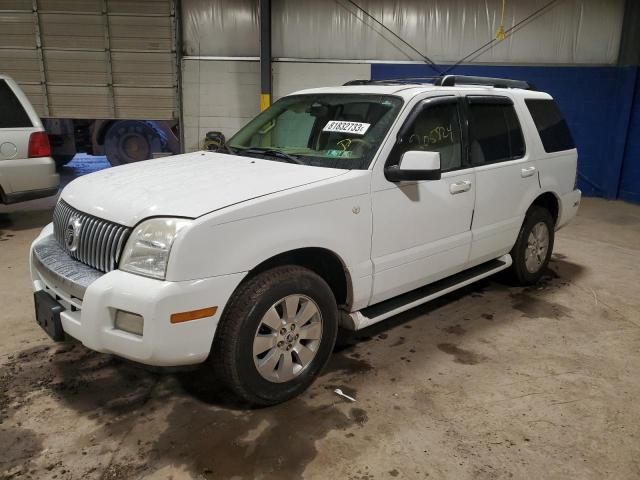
61,152,349,225
0,74,59,204
30,82,580,366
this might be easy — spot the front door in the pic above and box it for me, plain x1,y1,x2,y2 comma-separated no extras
369,96,476,305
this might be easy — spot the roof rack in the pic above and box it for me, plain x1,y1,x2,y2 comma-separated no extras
434,75,535,90
343,77,439,86
343,75,535,90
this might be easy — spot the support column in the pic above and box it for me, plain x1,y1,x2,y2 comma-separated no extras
259,0,272,111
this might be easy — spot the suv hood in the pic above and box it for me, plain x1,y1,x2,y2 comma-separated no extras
61,152,348,226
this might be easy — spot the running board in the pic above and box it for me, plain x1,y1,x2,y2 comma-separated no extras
346,254,512,330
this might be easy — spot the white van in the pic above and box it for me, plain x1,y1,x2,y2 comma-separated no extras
0,74,59,204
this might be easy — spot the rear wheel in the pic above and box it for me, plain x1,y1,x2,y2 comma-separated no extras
508,206,555,285
104,120,167,166
211,266,338,406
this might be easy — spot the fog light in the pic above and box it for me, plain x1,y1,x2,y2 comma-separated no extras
115,310,144,336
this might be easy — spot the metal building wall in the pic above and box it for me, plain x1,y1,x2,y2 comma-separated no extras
0,0,178,120
183,0,624,64
180,0,626,153
181,59,369,151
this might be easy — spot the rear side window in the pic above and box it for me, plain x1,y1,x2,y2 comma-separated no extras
0,80,33,128
525,99,575,153
468,99,525,165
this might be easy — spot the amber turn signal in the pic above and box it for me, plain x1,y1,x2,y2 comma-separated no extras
170,306,218,324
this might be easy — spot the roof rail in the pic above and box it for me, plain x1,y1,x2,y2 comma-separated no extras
343,77,439,86
434,75,535,90
343,75,535,90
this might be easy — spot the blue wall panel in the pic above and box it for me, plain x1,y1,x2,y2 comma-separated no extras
372,64,639,201
619,71,640,203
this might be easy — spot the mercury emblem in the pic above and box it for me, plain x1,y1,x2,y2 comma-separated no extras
65,216,82,252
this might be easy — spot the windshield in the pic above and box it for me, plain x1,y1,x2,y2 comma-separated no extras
228,94,404,169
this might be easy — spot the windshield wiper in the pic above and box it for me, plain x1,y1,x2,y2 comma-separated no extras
237,147,305,165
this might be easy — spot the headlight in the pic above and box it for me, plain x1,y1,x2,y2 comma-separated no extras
119,218,191,280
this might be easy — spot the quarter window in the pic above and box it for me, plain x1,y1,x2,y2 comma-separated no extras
393,102,463,172
0,80,32,128
525,99,575,153
468,100,525,165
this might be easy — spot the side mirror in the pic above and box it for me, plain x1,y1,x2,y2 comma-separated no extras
384,151,441,182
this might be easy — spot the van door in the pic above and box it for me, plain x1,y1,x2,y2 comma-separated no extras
369,96,475,305
465,95,540,266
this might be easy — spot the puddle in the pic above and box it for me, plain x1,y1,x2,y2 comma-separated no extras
442,324,466,335
151,397,359,479
437,343,486,365
510,292,572,319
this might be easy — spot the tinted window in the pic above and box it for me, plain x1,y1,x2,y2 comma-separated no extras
468,101,525,165
394,102,463,172
525,99,575,152
0,80,32,128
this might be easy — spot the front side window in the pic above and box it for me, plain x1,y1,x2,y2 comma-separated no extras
228,94,403,170
468,100,525,165
0,80,32,128
391,101,463,172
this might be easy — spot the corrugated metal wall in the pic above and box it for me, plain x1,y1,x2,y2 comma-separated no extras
182,0,624,64
0,0,178,119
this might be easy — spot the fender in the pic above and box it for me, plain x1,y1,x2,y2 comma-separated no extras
167,171,374,308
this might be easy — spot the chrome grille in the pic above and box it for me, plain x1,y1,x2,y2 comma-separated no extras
53,200,131,272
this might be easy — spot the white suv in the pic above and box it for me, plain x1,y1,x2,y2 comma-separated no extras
30,76,580,405
0,75,59,204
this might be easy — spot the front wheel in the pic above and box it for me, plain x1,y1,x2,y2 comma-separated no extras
508,206,555,285
211,266,338,406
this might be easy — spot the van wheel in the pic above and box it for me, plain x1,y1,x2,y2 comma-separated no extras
508,206,555,285
104,120,167,166
211,266,338,406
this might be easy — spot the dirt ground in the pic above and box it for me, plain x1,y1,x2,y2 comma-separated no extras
1,178,640,479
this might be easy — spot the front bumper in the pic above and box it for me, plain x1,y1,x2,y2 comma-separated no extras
30,224,245,366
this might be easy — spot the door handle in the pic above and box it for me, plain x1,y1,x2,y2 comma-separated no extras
521,166,537,178
449,180,472,194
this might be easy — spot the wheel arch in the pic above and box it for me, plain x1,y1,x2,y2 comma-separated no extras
529,191,560,226
245,247,353,311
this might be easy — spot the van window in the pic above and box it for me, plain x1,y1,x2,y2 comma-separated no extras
525,99,575,153
468,101,525,165
0,80,32,128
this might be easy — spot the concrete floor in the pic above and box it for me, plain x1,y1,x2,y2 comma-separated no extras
1,189,640,479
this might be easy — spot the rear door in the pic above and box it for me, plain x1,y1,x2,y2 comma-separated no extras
466,95,540,266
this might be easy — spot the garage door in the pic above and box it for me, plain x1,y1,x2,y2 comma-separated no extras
0,0,177,120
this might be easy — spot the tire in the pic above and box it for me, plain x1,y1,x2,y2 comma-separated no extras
104,120,167,166
211,266,339,406
508,205,555,285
